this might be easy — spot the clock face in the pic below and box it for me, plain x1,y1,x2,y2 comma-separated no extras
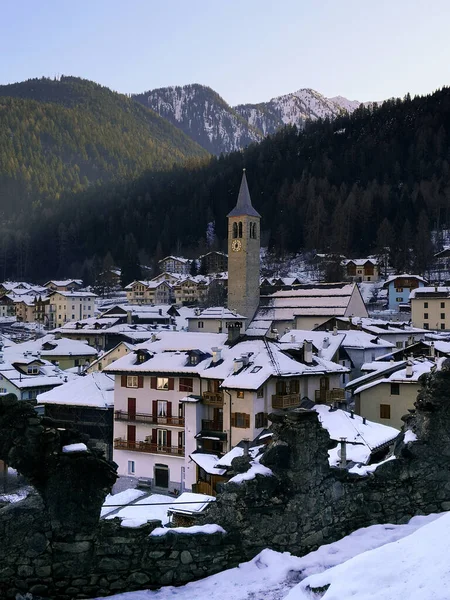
231,239,242,252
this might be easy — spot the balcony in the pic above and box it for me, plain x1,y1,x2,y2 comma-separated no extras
114,438,184,456
272,393,301,409
202,391,224,406
315,388,346,404
201,419,224,431
114,411,185,427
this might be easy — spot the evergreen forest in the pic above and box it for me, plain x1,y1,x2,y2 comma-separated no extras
1,80,450,284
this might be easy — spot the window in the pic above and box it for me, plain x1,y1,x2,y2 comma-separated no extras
441,324,446,330
441,302,446,309
276,379,299,395
380,404,391,419
179,377,193,392
231,412,250,428
236,390,245,399
157,429,168,447
424,313,429,319
233,222,238,238
72,314,75,319
390,383,400,395
127,375,138,388
423,323,429,329
157,377,169,390
424,302,428,308
238,221,243,238
0,388,7,394
72,305,75,310
255,412,268,428
257,386,264,398
396,297,402,302
441,313,446,320
396,287,403,293
251,366,262,373
27,366,39,375
127,460,135,475
157,400,167,417
396,341,404,349
198,321,204,329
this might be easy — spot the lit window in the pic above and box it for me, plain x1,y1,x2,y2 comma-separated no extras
236,390,245,399
380,404,391,419
157,377,169,390
127,375,138,388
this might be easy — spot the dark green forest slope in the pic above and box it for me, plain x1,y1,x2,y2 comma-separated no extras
0,76,208,215
3,85,450,282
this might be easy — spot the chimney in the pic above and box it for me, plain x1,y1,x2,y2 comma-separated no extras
430,342,435,358
241,353,249,367
127,310,132,325
234,358,243,373
323,336,330,349
211,346,222,364
363,417,366,425
350,410,354,419
303,340,313,364
151,333,157,343
339,437,347,469
406,360,413,378
332,325,338,336
357,320,363,330
290,334,296,343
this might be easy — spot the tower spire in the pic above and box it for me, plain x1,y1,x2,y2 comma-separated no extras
227,170,261,218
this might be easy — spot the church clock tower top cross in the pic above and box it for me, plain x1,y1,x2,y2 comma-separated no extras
227,169,261,219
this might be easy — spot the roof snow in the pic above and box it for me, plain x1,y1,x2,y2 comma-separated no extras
37,372,114,408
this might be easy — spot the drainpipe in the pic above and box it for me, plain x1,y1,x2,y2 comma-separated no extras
224,389,232,452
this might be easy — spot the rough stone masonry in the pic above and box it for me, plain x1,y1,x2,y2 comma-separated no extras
2,362,450,599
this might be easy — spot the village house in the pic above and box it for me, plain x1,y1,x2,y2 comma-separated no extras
198,251,228,274
248,283,368,335
86,342,135,373
105,331,349,495
124,280,174,305
342,258,379,282
187,306,245,334
44,279,84,292
158,256,191,275
0,295,15,318
383,274,427,311
47,291,97,329
36,372,114,460
430,247,450,283
346,357,435,428
410,286,450,330
0,353,68,401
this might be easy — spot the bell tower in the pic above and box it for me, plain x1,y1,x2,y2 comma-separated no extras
227,170,261,324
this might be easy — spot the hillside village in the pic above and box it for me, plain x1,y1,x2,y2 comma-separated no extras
0,172,447,507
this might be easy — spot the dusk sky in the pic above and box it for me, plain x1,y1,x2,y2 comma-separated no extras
2,0,449,105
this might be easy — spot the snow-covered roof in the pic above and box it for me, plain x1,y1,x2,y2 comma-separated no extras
168,492,215,516
187,306,245,321
105,334,348,387
6,334,97,360
410,286,450,299
313,405,399,466
159,255,190,264
45,279,83,287
383,273,427,286
37,373,114,408
353,359,434,395
343,258,378,266
124,280,172,290
189,453,226,475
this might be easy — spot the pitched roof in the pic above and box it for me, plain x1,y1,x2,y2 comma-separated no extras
36,372,114,408
227,170,261,218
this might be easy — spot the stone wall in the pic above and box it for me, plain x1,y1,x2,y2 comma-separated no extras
2,366,450,598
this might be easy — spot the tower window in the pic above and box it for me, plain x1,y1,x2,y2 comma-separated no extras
233,222,238,239
238,221,243,238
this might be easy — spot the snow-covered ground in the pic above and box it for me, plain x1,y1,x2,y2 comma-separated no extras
91,512,444,600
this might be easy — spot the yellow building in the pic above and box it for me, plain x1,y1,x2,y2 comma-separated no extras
410,287,450,330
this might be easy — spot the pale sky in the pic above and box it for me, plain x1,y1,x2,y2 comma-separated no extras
1,0,449,106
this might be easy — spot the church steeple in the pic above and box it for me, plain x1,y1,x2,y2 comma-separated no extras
227,170,261,325
227,169,261,218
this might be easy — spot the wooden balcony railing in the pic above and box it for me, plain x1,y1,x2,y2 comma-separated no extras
314,388,346,404
201,419,224,431
202,391,224,406
271,393,301,409
114,410,185,427
114,438,184,456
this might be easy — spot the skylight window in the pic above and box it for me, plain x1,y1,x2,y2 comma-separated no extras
251,366,262,373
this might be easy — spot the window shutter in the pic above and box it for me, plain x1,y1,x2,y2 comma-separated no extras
245,414,250,428
121,375,127,387
152,400,158,419
231,413,236,427
167,430,172,447
150,377,157,389
151,429,157,444
167,402,172,417
138,376,144,388
168,378,174,391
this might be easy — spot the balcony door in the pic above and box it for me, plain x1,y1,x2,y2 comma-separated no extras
127,424,136,443
128,398,136,420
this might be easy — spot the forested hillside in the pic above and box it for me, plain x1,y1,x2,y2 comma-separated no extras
0,76,208,215
4,86,450,282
